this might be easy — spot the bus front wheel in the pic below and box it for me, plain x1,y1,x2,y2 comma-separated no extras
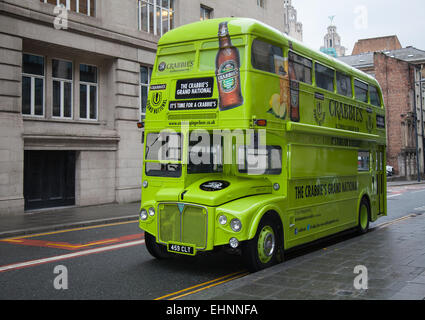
242,216,279,272
357,198,370,234
144,232,173,259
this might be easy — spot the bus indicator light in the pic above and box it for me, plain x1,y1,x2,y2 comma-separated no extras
255,119,267,127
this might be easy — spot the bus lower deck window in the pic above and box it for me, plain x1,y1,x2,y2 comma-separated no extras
238,145,282,175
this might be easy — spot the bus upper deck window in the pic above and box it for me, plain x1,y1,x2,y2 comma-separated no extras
369,85,381,107
336,72,352,98
355,80,369,103
251,39,283,74
288,52,312,84
315,63,335,92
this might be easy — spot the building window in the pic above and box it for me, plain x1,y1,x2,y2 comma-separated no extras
138,0,174,36
22,54,45,117
40,0,96,17
52,59,73,119
140,66,152,121
257,0,265,8
79,64,98,120
200,5,213,20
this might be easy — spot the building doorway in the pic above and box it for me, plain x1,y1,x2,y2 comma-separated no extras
24,150,76,210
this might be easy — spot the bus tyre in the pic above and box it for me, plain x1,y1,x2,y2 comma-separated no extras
242,217,278,272
144,232,172,259
357,198,370,234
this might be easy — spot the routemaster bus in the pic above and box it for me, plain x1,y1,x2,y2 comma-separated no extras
139,18,387,272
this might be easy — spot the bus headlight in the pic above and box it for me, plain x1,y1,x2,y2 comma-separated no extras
140,209,148,221
218,215,227,225
230,219,242,232
148,207,155,217
229,237,239,248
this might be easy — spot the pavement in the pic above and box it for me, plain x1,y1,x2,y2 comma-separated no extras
0,202,140,239
1,180,425,300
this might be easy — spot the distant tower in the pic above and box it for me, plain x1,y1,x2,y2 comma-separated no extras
283,0,303,42
320,16,346,57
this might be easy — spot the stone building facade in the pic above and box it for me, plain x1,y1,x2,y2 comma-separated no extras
283,0,303,42
0,0,291,215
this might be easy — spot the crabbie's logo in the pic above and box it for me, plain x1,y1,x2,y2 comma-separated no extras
200,180,230,192
314,101,326,126
147,91,167,114
158,60,194,73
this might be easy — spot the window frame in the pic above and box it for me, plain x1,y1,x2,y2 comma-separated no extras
200,5,213,21
336,71,353,98
314,62,335,92
369,85,381,107
52,58,74,119
79,63,98,121
238,145,283,176
288,50,312,85
22,53,45,118
138,0,174,37
354,79,369,103
358,150,370,172
41,0,95,17
140,65,153,121
251,38,284,75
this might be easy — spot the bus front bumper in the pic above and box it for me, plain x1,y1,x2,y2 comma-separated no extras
139,202,251,255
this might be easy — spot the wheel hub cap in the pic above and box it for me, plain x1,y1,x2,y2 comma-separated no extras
258,226,275,264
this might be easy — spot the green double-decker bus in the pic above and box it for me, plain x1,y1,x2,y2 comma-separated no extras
139,18,387,272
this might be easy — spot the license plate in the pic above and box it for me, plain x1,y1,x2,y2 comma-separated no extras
167,243,195,255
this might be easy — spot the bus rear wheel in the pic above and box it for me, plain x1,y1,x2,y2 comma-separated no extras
357,198,370,234
242,216,279,272
144,232,173,259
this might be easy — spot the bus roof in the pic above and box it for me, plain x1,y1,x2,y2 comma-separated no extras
159,17,380,88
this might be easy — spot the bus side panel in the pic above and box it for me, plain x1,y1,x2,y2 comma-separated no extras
286,144,359,248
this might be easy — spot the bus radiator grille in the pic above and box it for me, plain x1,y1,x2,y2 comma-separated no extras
158,203,207,249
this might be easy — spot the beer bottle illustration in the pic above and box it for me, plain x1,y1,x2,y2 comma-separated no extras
216,22,244,110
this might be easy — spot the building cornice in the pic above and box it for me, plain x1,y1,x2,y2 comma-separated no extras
0,0,158,53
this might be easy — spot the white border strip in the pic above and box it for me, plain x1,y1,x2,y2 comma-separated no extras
0,239,144,273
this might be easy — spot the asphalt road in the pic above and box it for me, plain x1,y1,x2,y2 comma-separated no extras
0,183,424,300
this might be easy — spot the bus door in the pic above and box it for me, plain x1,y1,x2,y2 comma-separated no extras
376,146,386,215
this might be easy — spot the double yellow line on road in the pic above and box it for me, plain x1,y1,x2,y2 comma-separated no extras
154,270,249,300
375,214,417,229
